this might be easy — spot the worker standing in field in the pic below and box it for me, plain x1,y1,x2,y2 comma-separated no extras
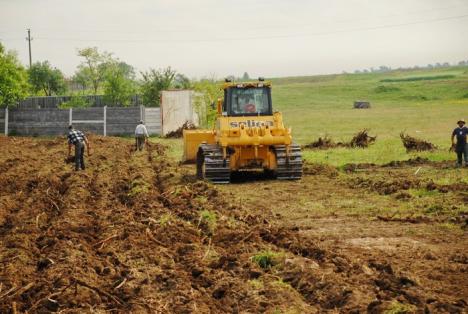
451,119,468,167
67,125,90,171
135,120,149,151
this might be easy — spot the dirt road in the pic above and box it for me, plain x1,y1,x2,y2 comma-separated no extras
0,136,466,313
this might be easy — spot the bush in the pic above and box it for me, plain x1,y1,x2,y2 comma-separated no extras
59,95,91,108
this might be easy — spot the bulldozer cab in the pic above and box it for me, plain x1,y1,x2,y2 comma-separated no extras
223,83,272,116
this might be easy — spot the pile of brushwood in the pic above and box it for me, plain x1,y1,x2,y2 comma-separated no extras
400,133,436,152
165,121,197,138
304,129,376,149
303,135,336,149
348,129,377,148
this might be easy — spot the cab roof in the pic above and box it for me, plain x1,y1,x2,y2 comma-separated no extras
222,81,271,90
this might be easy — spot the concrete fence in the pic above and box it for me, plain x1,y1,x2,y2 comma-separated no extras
0,106,161,137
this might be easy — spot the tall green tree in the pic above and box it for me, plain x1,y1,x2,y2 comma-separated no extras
103,62,136,106
28,61,66,96
193,77,222,127
174,73,191,89
0,43,29,107
140,67,176,107
76,47,113,95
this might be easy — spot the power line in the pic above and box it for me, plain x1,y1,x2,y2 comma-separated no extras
27,13,468,44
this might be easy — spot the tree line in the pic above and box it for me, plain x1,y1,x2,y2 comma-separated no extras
0,42,213,108
351,60,468,74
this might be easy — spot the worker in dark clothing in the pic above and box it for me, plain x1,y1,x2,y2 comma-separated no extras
67,125,90,171
451,119,468,167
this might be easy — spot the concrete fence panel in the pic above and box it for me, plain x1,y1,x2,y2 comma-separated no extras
106,107,141,136
9,109,69,136
0,109,5,135
145,108,161,135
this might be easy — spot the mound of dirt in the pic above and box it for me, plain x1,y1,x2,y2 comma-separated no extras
303,162,339,177
383,157,431,167
400,133,437,152
165,121,197,138
304,129,376,150
342,163,378,172
350,176,421,195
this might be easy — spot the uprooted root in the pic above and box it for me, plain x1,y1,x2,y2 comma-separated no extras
400,132,437,152
304,129,376,150
165,121,197,138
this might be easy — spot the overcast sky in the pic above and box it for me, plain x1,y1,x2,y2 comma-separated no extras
1,0,468,79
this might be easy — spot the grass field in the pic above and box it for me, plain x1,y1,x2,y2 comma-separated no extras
269,66,468,166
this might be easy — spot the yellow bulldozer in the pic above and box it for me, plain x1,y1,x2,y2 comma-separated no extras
183,78,302,183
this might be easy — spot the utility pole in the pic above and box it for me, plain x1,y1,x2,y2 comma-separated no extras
26,28,33,68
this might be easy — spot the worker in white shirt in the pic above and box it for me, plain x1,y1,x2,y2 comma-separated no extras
135,120,149,151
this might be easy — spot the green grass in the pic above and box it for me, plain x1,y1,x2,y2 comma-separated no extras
251,250,282,269
199,210,217,234
380,74,456,82
270,65,468,166
384,300,417,314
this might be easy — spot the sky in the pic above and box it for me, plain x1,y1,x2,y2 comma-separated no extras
1,0,468,79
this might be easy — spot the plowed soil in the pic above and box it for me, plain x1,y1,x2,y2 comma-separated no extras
0,136,467,313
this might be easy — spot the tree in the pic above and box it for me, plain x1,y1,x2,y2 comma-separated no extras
193,77,222,128
103,62,136,106
0,43,29,107
242,72,250,80
72,68,89,91
76,47,113,95
174,73,191,89
28,61,66,96
116,61,136,80
140,67,176,107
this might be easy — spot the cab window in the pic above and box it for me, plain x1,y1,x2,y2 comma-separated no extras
229,87,271,115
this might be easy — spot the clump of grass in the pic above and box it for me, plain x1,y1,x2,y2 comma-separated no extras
273,279,293,290
251,250,281,269
248,279,263,289
424,204,444,214
128,179,150,196
199,210,217,234
158,213,173,226
438,222,463,232
410,189,439,198
384,301,417,314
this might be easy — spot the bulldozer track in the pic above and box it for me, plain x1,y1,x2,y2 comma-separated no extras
274,144,303,180
197,144,231,184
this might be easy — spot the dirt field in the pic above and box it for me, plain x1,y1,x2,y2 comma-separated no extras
0,136,467,313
